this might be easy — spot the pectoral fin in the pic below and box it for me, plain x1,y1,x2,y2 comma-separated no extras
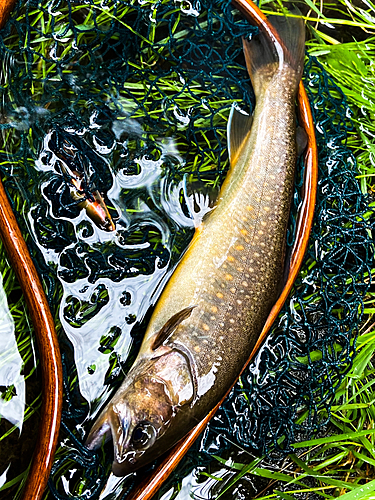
151,305,196,350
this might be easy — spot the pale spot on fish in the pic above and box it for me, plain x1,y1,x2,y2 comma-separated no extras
264,207,270,212
230,287,235,293
211,306,218,313
225,274,233,281
210,316,216,321
235,245,244,251
254,253,260,258
242,281,248,287
227,255,235,262
217,292,224,299
241,229,248,236
237,300,242,305
194,346,201,353
203,324,210,331
229,319,235,324
246,205,254,211
249,268,254,273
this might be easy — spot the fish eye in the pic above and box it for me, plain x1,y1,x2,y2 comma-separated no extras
131,421,157,449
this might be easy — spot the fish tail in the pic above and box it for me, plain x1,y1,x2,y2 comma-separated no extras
242,9,305,96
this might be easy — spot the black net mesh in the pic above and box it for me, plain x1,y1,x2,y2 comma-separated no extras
0,0,373,498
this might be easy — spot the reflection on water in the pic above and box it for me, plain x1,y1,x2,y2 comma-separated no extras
98,473,131,500
0,266,41,498
28,121,193,405
0,273,25,430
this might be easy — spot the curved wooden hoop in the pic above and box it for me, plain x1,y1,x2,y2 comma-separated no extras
0,3,63,500
124,2,318,500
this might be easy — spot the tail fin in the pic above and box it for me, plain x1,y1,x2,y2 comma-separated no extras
243,10,305,96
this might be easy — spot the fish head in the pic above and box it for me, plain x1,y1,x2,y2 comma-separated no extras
86,349,194,475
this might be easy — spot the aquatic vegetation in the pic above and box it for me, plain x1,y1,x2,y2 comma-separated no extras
0,0,373,498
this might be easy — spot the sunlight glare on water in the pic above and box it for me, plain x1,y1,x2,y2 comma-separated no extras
27,118,194,404
0,273,25,430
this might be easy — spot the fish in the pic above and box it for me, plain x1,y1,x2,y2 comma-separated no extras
49,128,116,232
86,12,306,474
65,167,116,232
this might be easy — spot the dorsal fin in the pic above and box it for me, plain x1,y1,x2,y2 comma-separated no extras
151,306,196,350
227,105,253,166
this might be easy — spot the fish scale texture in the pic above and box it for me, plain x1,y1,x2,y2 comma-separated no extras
0,0,373,498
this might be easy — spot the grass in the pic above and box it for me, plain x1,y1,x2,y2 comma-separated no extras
189,1,375,498
205,322,375,499
0,0,374,499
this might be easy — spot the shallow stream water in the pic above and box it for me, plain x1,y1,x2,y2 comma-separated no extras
0,1,373,499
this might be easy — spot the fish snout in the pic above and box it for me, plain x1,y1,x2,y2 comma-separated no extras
85,412,112,450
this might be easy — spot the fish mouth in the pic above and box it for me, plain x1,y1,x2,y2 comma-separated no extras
86,405,136,473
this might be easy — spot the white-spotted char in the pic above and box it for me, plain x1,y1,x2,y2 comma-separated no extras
86,11,306,474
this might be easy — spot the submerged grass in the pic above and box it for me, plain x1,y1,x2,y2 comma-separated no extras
0,0,374,498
